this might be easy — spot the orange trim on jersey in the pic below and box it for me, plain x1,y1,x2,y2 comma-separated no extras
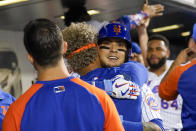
66,43,96,59
1,106,7,115
2,84,43,131
159,60,196,100
71,78,125,131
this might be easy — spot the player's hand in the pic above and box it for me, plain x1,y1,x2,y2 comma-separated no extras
111,75,140,99
175,47,196,65
129,53,145,65
175,48,190,65
143,4,164,18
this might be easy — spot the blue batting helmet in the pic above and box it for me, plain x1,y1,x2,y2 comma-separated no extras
98,23,131,46
192,23,196,43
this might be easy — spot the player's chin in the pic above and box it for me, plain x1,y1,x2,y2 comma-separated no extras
101,60,121,67
108,63,121,67
149,60,159,65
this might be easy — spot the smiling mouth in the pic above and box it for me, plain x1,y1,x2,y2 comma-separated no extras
108,56,119,60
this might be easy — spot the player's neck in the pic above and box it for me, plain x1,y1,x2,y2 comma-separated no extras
37,59,70,81
78,57,101,76
150,63,167,77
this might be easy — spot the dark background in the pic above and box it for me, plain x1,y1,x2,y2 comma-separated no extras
0,0,195,59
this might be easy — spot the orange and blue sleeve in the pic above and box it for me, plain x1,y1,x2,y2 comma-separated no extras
159,62,195,101
71,78,125,131
2,84,43,131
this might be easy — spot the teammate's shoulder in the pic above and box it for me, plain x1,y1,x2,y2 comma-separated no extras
70,77,108,97
5,83,43,116
81,68,107,78
124,61,144,66
120,61,146,70
0,90,15,103
180,60,196,67
175,60,196,73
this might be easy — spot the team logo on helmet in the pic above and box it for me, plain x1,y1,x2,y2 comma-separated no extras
113,25,121,35
98,23,131,47
145,94,160,111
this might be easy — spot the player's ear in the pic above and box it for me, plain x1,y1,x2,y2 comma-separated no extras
166,49,170,58
27,53,34,64
96,44,101,56
63,41,67,54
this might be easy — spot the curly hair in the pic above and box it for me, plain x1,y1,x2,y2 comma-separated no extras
62,22,98,72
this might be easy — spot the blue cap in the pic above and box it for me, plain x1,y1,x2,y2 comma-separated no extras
98,23,131,45
192,23,196,43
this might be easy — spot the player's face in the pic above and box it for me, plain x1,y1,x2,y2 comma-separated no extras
98,41,127,67
147,40,169,69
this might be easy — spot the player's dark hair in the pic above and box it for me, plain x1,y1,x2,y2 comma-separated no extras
23,18,63,67
149,34,170,48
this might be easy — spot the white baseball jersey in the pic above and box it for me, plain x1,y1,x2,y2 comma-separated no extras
148,60,183,130
141,83,162,122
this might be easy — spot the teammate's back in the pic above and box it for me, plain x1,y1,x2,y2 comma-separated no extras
3,76,124,131
160,60,196,130
159,23,196,130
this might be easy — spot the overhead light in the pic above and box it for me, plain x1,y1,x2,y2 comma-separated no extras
181,31,190,37
151,25,181,33
60,16,65,20
87,10,100,16
60,9,100,20
0,0,28,6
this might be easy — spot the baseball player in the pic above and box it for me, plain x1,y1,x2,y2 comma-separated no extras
63,22,164,131
159,23,196,130
127,33,182,130
97,23,164,130
134,15,183,130
145,34,183,130
2,19,124,131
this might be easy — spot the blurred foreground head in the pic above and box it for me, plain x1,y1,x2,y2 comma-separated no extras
63,22,97,72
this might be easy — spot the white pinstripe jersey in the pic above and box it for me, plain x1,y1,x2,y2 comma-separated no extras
148,60,183,130
141,84,162,122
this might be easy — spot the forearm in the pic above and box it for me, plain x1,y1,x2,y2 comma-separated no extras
126,11,148,29
122,120,143,131
115,3,164,31
161,59,181,83
137,25,148,66
143,122,162,131
123,120,163,131
161,48,190,83
115,11,148,32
